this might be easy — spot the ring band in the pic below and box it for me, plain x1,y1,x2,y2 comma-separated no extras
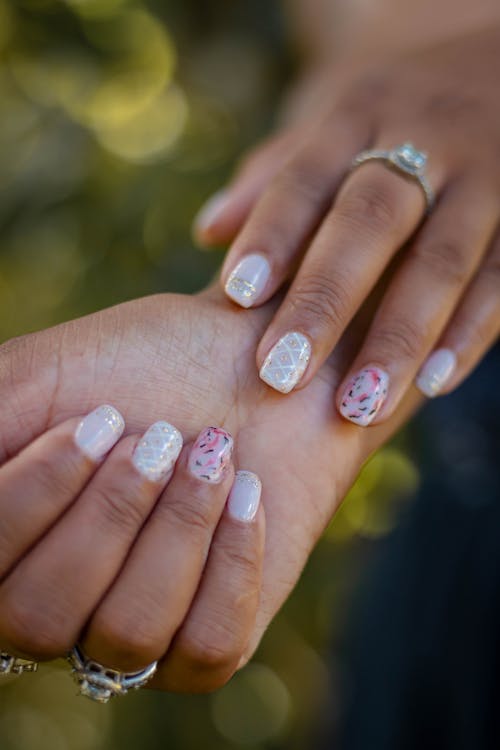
351,142,435,212
68,645,158,703
0,651,38,676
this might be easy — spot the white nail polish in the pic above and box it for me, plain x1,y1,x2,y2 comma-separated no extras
416,348,456,398
132,421,183,482
259,332,311,393
75,405,125,461
225,254,271,308
227,471,262,522
194,190,229,236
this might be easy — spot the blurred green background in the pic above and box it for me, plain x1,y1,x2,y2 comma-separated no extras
0,1,419,748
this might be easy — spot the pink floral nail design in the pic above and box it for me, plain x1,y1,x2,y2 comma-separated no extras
339,367,389,426
188,427,234,483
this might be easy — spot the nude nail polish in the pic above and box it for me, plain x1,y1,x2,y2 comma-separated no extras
225,254,271,308
188,426,233,483
416,348,456,398
227,471,262,522
339,367,389,426
132,421,183,481
194,190,229,236
259,332,311,393
75,404,125,461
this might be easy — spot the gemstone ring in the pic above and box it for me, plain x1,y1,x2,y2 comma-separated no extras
68,645,158,703
350,142,435,212
0,651,38,676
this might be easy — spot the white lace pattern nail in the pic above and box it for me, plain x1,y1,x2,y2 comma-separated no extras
259,332,311,393
132,421,183,481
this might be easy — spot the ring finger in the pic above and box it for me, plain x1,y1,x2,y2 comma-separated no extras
256,142,446,394
336,176,498,424
81,427,235,673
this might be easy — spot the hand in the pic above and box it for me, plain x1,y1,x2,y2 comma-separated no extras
0,286,419,692
195,25,500,425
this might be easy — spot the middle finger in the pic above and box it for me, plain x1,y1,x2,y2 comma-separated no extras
257,153,446,394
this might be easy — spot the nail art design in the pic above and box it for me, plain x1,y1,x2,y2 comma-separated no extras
227,470,262,522
132,421,183,482
416,348,456,398
75,404,125,461
259,332,311,394
188,427,233,483
339,367,389,426
225,254,271,308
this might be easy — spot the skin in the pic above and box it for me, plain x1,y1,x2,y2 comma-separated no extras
2,0,498,695
0,285,420,692
198,24,500,425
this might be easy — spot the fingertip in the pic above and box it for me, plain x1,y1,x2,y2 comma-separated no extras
337,366,390,427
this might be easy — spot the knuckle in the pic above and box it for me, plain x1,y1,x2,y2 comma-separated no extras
276,152,334,206
335,180,399,235
290,271,352,331
413,237,470,285
178,625,241,674
89,612,160,670
93,481,146,538
159,493,213,539
1,596,70,658
339,70,390,112
217,542,260,592
369,317,424,361
424,91,481,123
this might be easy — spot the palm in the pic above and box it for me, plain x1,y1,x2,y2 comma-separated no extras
0,288,418,653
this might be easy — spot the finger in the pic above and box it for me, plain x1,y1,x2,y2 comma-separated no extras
152,470,264,693
221,115,371,308
336,178,498,424
415,223,500,397
0,421,182,660
82,427,235,672
257,146,446,394
0,405,124,579
193,130,301,247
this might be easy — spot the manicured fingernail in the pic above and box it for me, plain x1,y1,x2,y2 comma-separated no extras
339,367,389,426
132,421,183,481
259,332,311,393
193,190,229,237
75,404,125,461
225,254,271,308
188,426,234,483
415,348,456,398
227,471,262,522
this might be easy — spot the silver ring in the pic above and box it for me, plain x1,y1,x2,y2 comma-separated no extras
68,645,158,703
351,142,435,212
0,651,38,676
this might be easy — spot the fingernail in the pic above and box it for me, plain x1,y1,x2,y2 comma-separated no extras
339,367,389,426
415,348,456,398
227,471,262,522
259,332,311,393
225,254,271,308
188,426,234,484
193,190,229,237
132,421,183,481
75,404,125,461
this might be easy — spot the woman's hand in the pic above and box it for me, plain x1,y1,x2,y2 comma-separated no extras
196,25,500,425
0,407,264,693
0,286,418,692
